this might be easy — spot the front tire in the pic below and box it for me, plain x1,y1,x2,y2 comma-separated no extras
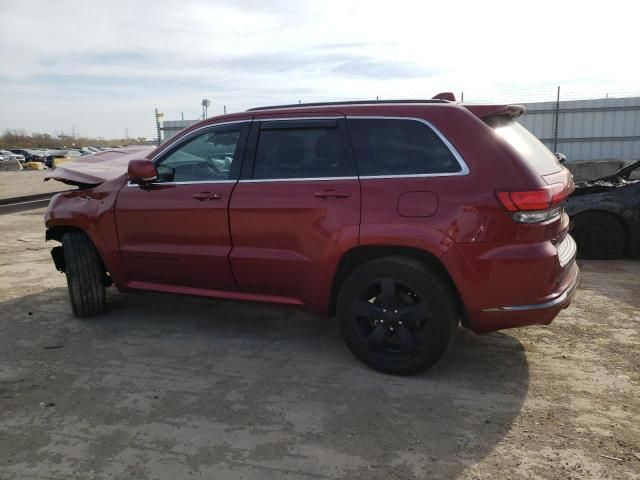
337,256,458,375
62,231,106,318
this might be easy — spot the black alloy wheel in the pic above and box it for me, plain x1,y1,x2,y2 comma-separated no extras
338,256,458,375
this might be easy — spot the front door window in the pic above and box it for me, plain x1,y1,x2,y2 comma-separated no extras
156,129,242,182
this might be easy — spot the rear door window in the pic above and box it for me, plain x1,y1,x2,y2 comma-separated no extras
488,118,562,176
347,118,462,177
253,121,353,179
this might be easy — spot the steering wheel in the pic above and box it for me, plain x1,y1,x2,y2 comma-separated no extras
192,157,222,179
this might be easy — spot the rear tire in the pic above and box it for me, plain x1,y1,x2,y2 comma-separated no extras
572,212,626,259
62,231,106,317
337,256,458,375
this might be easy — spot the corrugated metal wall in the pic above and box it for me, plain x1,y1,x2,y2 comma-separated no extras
519,97,640,162
160,119,198,140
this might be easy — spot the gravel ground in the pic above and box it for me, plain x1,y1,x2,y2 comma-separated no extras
0,171,68,200
0,209,638,479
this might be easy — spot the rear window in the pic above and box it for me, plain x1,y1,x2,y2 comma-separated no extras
489,118,562,176
347,119,461,177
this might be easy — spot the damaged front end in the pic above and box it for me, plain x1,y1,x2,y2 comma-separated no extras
572,160,640,196
566,160,640,259
44,146,154,188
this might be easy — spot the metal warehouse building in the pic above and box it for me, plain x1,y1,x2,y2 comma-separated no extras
519,96,640,162
160,120,198,141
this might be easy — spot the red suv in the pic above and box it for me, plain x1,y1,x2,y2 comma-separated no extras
45,98,579,374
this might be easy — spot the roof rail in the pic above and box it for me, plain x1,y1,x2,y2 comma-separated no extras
247,99,450,112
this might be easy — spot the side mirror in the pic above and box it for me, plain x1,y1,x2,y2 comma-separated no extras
128,159,158,184
554,152,567,164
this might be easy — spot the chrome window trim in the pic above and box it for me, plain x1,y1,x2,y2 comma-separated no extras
127,179,237,187
149,119,251,162
239,176,358,184
139,115,469,185
345,116,470,178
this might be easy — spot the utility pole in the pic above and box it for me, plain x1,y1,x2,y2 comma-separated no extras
155,108,164,145
125,128,129,139
224,105,227,114
552,86,560,154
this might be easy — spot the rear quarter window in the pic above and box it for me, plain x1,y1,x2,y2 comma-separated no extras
347,118,462,177
489,118,562,176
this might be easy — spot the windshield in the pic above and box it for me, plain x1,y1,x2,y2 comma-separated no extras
489,118,562,176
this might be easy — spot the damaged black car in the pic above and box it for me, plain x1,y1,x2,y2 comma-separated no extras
566,160,640,259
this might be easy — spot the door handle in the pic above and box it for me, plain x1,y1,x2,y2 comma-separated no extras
314,190,351,199
193,192,222,201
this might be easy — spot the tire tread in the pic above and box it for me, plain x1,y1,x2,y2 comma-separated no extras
62,231,106,317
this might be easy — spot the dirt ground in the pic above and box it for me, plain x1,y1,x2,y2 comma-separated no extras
0,171,67,200
0,209,638,480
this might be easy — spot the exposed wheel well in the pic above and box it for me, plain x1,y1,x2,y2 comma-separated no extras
46,226,109,278
571,210,629,251
572,209,628,230
329,245,467,324
46,225,85,242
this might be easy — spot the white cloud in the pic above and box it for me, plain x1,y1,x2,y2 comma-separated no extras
0,0,638,138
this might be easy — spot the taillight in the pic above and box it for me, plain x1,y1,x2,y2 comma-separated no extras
496,183,570,223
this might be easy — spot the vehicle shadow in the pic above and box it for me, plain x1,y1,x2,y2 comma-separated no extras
0,287,529,479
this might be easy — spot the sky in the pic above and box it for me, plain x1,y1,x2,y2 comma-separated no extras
0,0,638,139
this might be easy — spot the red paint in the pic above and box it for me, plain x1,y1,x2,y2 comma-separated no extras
127,159,158,183
45,101,578,333
114,181,238,290
228,178,361,311
397,192,438,217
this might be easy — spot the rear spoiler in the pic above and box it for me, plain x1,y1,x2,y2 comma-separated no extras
463,104,525,120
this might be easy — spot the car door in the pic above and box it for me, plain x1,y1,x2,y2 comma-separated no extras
115,121,250,291
228,115,361,306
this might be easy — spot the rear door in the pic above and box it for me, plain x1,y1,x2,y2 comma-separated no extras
228,115,360,304
115,121,250,290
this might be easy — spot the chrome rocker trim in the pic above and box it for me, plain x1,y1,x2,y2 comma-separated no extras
482,269,580,312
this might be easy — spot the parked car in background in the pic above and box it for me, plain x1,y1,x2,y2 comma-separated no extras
10,149,48,162
0,149,25,163
44,97,578,375
80,147,99,155
44,149,82,168
567,160,640,259
0,155,23,171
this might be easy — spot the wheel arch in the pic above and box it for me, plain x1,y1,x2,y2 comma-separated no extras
328,245,467,323
46,224,86,242
46,224,109,276
571,209,630,243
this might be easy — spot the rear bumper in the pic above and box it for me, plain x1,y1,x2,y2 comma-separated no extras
442,236,580,333
468,262,579,333
482,267,579,313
